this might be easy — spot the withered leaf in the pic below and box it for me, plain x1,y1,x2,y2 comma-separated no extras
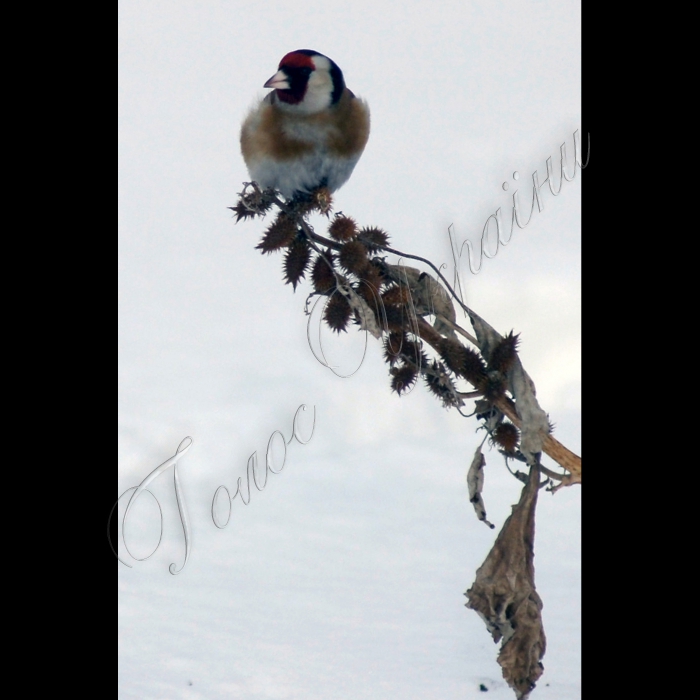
468,311,549,463
466,448,495,529
465,467,546,699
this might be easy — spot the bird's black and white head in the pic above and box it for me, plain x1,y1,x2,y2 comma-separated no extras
264,50,346,115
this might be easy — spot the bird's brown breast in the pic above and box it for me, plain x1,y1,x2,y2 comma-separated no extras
326,89,370,157
241,88,370,164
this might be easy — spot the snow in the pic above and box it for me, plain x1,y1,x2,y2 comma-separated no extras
118,1,581,698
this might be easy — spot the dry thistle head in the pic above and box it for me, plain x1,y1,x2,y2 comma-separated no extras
328,214,358,242
357,227,390,253
356,282,378,307
381,304,408,332
286,186,333,217
323,293,351,333
438,338,468,375
424,360,462,408
402,340,427,368
229,201,258,223
381,285,411,307
230,184,275,222
355,264,384,306
308,187,333,215
438,338,487,389
383,331,408,365
484,373,507,401
390,364,417,395
256,212,298,254
338,240,369,275
283,235,311,290
488,331,520,373
383,330,421,364
311,251,337,294
492,422,520,452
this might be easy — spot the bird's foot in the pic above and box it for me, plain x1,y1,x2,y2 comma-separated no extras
287,187,333,217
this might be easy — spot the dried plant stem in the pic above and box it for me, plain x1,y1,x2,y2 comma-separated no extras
493,397,581,482
433,315,478,345
237,183,581,700
251,188,581,487
412,317,580,482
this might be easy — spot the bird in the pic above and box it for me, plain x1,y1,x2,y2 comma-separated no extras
240,50,370,200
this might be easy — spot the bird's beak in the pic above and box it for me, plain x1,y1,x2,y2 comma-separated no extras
264,70,290,90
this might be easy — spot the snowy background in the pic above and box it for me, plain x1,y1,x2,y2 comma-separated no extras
118,1,581,698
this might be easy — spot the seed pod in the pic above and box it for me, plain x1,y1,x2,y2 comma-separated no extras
328,214,358,241
283,236,310,289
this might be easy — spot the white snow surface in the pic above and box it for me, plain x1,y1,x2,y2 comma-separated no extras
118,1,581,698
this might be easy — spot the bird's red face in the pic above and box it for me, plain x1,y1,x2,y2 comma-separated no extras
264,51,316,105
263,50,344,108
278,51,316,71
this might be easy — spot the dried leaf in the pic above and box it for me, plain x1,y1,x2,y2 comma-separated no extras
466,448,495,529
465,467,546,699
468,311,549,463
339,284,382,339
382,264,457,339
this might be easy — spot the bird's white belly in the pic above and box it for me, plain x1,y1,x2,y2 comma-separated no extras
249,151,361,199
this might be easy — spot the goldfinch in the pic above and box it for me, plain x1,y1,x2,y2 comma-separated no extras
240,50,370,200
